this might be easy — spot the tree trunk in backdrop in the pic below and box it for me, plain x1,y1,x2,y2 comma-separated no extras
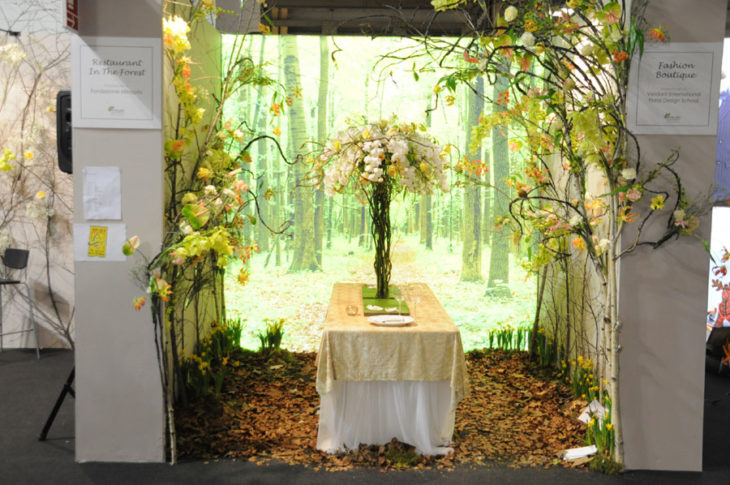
359,206,366,247
420,195,433,249
326,197,333,249
314,36,328,266
273,37,283,267
487,67,510,292
483,150,492,246
461,77,483,281
241,38,255,248
421,104,433,249
255,37,270,252
282,36,320,271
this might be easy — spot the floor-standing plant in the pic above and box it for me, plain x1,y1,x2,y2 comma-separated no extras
426,0,701,464
316,119,449,298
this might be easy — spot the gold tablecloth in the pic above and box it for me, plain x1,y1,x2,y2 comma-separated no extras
315,283,469,403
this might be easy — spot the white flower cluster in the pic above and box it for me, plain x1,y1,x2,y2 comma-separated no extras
362,140,385,183
25,200,54,221
319,120,450,199
0,43,26,63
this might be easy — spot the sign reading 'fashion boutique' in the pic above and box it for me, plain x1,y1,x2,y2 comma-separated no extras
72,36,161,129
627,42,722,135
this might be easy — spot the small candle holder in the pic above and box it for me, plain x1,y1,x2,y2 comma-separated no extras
345,304,358,316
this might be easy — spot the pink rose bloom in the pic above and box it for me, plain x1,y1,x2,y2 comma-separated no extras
626,188,641,202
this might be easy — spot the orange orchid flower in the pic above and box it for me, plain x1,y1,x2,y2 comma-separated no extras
648,27,666,42
619,206,638,223
613,51,629,63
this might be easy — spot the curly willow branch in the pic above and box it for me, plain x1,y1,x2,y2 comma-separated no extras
369,182,392,299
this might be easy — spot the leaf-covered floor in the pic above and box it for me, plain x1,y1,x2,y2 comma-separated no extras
176,350,586,471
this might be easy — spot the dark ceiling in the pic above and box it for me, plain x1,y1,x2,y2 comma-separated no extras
261,2,730,37
262,0,486,36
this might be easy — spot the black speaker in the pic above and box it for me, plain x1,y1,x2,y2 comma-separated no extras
56,90,72,174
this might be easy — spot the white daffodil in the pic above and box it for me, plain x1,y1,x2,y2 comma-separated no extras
204,185,217,196
596,238,611,255
621,168,636,180
504,6,518,22
520,31,536,47
546,113,564,132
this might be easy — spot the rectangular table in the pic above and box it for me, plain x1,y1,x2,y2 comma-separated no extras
316,283,469,455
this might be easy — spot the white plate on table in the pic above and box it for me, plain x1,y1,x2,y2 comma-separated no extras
367,315,414,326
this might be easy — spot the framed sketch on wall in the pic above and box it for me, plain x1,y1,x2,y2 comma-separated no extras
627,42,722,135
71,36,161,129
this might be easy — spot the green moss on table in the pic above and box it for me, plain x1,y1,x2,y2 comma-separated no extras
362,285,410,315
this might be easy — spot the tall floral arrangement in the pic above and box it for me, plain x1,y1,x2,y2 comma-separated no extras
423,0,702,464
316,119,449,298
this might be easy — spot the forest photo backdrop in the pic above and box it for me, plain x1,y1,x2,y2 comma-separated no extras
222,34,536,351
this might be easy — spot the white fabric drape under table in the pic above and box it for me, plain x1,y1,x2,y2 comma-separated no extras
315,283,469,456
317,380,454,455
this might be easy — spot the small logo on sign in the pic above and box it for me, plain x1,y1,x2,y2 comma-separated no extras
107,105,125,116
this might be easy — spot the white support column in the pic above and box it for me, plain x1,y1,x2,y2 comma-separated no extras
73,0,165,462
618,0,726,471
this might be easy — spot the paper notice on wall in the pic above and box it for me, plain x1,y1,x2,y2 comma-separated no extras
83,166,122,220
74,223,126,261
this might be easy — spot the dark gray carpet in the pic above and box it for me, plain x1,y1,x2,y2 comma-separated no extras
2,349,729,484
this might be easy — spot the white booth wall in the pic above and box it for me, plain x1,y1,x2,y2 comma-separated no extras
0,0,74,350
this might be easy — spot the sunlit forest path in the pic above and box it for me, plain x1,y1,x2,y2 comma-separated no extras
225,234,535,351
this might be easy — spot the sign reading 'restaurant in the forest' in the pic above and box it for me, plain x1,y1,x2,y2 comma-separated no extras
627,42,722,135
71,36,161,129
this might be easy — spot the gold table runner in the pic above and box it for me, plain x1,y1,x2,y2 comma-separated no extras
316,283,469,403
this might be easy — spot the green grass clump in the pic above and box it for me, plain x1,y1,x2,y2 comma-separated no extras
589,454,623,475
384,448,420,469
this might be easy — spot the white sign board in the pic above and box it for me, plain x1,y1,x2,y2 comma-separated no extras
72,36,161,129
627,43,722,135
